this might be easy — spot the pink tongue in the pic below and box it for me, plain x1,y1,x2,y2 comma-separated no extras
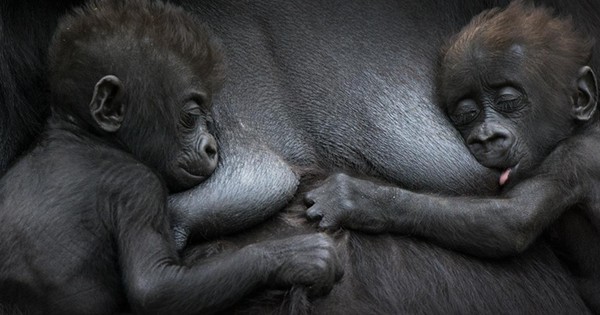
499,168,511,186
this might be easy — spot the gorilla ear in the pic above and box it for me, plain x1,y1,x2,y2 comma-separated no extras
90,75,125,132
572,66,598,121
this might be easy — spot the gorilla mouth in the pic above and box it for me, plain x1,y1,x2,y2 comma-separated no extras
180,166,207,181
171,163,209,191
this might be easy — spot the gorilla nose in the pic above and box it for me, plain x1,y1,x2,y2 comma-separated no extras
467,126,513,156
199,135,218,174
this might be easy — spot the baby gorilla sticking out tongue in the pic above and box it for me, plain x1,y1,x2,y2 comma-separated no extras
499,168,511,186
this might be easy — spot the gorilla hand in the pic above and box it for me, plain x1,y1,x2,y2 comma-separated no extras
304,173,402,234
255,233,344,297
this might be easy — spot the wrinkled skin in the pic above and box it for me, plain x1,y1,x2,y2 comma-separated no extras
2,0,600,313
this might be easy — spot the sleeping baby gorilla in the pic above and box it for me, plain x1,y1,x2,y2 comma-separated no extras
0,0,341,314
305,1,600,311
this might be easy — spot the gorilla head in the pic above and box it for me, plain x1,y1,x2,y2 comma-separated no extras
48,0,224,191
438,1,597,186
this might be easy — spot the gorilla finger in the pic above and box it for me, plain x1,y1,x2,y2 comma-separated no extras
333,255,344,282
335,267,344,282
318,219,340,231
172,224,190,252
307,281,334,298
303,193,316,207
306,206,323,221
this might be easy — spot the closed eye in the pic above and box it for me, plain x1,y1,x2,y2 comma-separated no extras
450,109,479,125
493,86,525,113
180,103,201,130
494,99,523,113
449,98,480,126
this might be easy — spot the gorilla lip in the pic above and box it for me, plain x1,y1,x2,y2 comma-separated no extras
499,168,511,186
181,167,207,181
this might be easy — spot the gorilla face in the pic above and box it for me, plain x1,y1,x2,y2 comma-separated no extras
439,44,590,186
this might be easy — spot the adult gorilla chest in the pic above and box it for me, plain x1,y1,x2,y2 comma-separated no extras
180,0,492,192
168,0,593,313
1,0,597,313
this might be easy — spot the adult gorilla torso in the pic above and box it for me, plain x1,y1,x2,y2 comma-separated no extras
167,0,593,313
1,0,598,313
184,0,492,191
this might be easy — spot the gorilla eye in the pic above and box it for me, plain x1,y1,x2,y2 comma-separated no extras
449,99,480,126
180,102,202,130
493,86,524,113
495,99,521,113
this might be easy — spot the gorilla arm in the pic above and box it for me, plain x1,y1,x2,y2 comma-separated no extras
120,171,340,314
305,141,590,258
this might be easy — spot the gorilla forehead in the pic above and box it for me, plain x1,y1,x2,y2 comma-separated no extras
48,0,223,108
439,0,594,104
441,44,528,102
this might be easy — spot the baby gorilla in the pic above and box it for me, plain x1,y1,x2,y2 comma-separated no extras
305,1,600,311
0,0,340,314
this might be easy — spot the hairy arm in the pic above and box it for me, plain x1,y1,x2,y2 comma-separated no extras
305,145,586,257
116,170,340,314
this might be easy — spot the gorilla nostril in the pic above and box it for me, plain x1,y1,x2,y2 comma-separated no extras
487,133,506,144
469,132,508,146
200,136,218,161
204,143,217,160
467,130,514,158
